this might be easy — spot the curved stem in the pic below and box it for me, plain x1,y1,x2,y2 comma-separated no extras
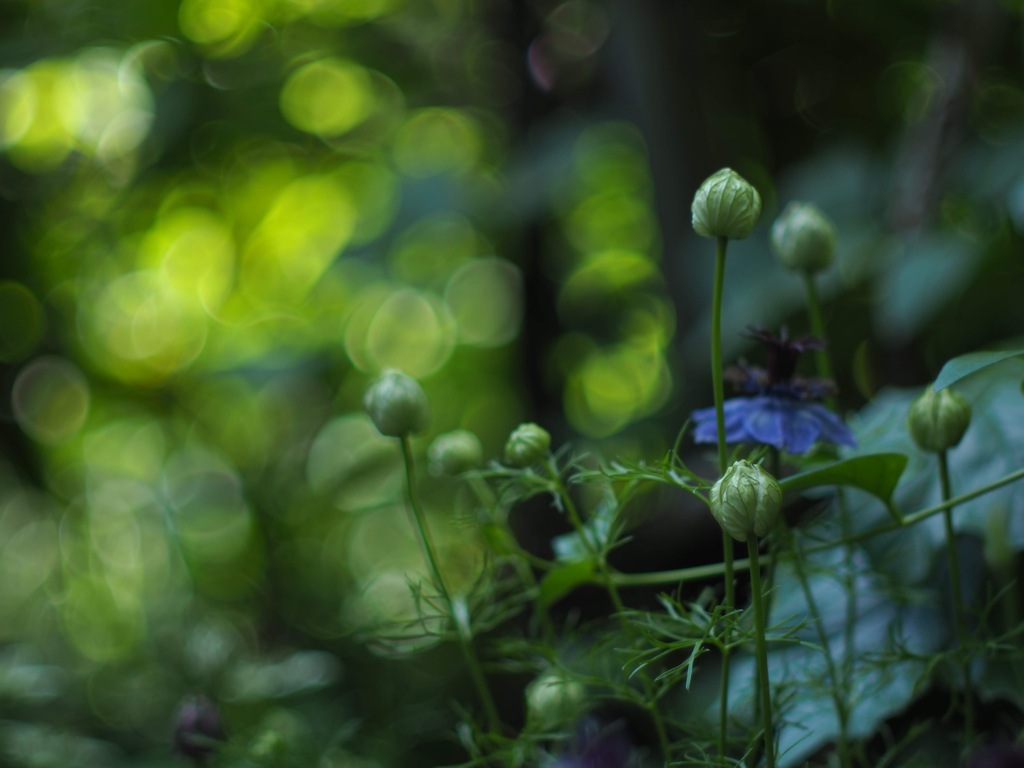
781,525,851,768
400,437,501,733
711,235,736,759
938,450,974,744
747,541,775,768
544,457,672,763
800,272,854,765
604,467,1024,588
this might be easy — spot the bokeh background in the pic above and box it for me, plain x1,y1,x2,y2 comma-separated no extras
0,0,1022,764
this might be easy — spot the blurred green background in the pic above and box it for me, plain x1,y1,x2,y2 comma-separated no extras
0,0,1022,764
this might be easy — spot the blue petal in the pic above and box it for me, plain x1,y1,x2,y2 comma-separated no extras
805,403,857,447
690,406,718,444
777,402,824,453
692,402,749,445
693,396,857,453
740,397,787,450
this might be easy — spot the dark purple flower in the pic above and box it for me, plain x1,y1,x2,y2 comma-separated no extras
553,718,637,768
967,744,1024,768
173,696,225,763
693,327,855,454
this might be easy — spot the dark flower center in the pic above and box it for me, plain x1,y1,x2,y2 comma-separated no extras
726,327,834,401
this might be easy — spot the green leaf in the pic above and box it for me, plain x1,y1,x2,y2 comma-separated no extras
537,561,595,610
779,453,908,512
934,348,1024,390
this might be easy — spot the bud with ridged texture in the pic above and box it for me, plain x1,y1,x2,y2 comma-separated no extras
691,168,762,240
907,385,971,453
363,369,429,438
504,422,551,467
770,202,837,274
526,669,586,732
428,430,483,476
710,460,782,542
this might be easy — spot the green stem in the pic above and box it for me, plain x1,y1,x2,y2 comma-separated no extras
544,458,672,764
400,437,501,733
938,450,974,744
801,272,835,406
801,272,855,764
467,475,551,573
711,235,736,760
712,240,729,475
747,541,775,768
781,525,851,768
602,466,1024,588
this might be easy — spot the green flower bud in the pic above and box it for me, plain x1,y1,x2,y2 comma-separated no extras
709,460,782,542
363,369,429,438
525,670,585,731
691,168,762,240
907,385,971,453
770,202,837,274
504,422,551,467
428,430,483,476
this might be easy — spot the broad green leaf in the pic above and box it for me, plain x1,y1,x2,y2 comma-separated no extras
537,561,595,610
934,348,1024,390
727,545,944,768
842,363,1024,586
779,453,908,510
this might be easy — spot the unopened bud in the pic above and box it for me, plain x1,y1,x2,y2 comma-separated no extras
526,670,585,731
907,385,971,453
710,460,782,542
363,369,429,438
691,168,762,240
504,422,551,467
770,202,837,274
428,430,483,476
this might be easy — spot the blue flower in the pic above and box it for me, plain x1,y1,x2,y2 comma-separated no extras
692,327,856,454
692,396,855,454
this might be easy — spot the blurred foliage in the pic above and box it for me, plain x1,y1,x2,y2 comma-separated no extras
0,0,1021,765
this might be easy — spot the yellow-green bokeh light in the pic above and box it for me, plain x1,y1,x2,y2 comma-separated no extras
12,357,90,445
280,58,376,138
445,258,522,347
392,108,483,177
179,0,264,57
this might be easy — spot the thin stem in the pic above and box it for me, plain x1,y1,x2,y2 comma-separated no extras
467,475,551,573
400,437,501,733
466,474,555,641
780,525,851,768
801,272,835,407
711,235,736,760
747,541,775,768
603,466,1024,588
712,241,729,475
938,450,974,744
801,270,856,759
544,458,672,764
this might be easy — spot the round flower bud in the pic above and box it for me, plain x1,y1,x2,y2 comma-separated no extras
526,670,585,731
363,369,429,438
691,168,763,240
907,385,971,453
770,202,837,274
428,430,483,476
504,422,551,467
709,460,782,542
